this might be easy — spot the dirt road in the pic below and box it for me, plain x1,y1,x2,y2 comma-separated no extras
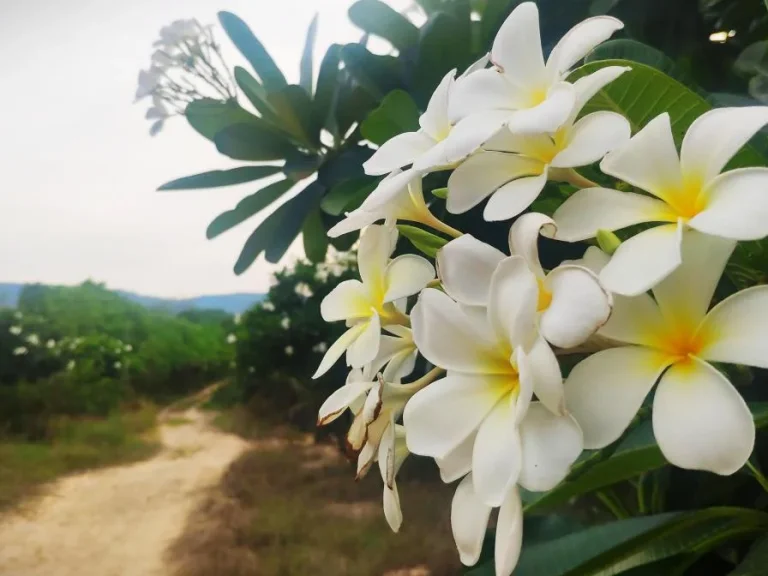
0,407,247,576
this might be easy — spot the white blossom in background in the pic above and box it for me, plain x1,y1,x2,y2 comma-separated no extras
554,107,768,295
564,232,768,475
315,268,330,283
313,225,434,378
248,366,255,374
12,347,28,356
447,66,630,221
124,344,133,353
294,283,314,299
47,339,56,349
67,360,76,371
281,317,291,330
262,301,276,312
114,361,122,370
284,346,294,356
9,325,21,336
312,342,328,354
234,313,242,325
449,2,623,136
26,334,40,346
226,333,237,344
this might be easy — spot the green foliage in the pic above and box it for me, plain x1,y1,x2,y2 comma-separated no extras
397,224,449,258
157,166,282,191
361,90,421,145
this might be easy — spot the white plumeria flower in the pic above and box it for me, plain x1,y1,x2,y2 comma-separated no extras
294,282,314,299
313,225,434,378
438,404,582,576
563,231,768,475
329,172,457,238
284,345,294,356
437,213,612,354
447,66,630,221
46,339,56,349
12,346,28,356
553,107,768,296
26,334,40,346
226,333,237,344
404,262,583,508
9,325,21,335
449,2,623,135
280,316,291,330
261,301,275,312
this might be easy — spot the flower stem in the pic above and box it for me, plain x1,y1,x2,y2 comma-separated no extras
551,168,599,189
422,212,462,239
596,489,629,519
746,460,768,493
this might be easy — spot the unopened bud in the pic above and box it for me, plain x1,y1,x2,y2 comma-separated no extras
596,229,622,255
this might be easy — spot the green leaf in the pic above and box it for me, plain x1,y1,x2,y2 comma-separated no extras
302,208,329,263
415,11,472,105
431,187,448,199
321,177,378,216
207,179,294,239
526,403,768,513
214,123,296,161
361,90,420,145
218,12,287,91
397,225,448,258
480,0,513,49
730,535,768,575
158,166,281,191
184,98,259,142
348,0,419,51
568,59,765,168
300,14,319,95
340,44,404,100
268,85,321,147
234,67,279,123
313,44,342,136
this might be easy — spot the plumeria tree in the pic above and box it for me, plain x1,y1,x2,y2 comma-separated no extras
152,0,768,574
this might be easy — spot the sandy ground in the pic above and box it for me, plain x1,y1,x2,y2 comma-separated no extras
0,406,247,576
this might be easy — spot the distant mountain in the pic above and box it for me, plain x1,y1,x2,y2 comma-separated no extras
0,283,264,315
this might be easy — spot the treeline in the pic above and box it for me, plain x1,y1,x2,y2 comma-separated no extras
1,281,234,438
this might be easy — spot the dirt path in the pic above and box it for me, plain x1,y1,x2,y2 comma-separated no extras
0,405,247,576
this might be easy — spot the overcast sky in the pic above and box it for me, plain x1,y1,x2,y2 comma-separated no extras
0,0,411,297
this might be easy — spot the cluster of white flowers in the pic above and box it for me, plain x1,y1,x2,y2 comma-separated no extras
12,346,28,356
313,4,768,575
135,18,234,136
26,333,40,346
294,282,314,299
9,325,22,336
280,316,291,330
261,301,276,312
226,333,237,344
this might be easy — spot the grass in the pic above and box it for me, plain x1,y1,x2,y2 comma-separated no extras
170,417,460,576
0,403,160,510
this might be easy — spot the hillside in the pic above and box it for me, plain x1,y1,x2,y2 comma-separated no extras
0,283,263,314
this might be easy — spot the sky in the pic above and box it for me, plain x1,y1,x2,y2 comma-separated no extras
0,0,412,298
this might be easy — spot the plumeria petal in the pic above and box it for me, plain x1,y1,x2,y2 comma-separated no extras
506,82,576,134
508,212,556,277
317,380,375,425
564,347,673,449
357,225,395,291
553,188,675,242
483,172,549,222
570,66,631,119
599,290,666,348
436,431,475,483
680,107,768,184
541,265,612,349
487,257,539,349
472,396,522,506
600,113,683,201
599,221,684,297
451,473,492,567
419,69,455,140
545,16,624,77
383,484,403,532
514,346,534,422
494,486,524,576
448,69,518,124
313,322,369,378
411,288,503,373
551,111,630,168
328,209,378,238
383,254,435,303
518,404,583,491
527,336,565,415
404,373,509,458
320,279,371,321
653,357,755,475
437,234,505,306
689,168,768,240
698,286,768,369
491,2,545,84
362,131,435,175
346,312,381,368
447,151,544,214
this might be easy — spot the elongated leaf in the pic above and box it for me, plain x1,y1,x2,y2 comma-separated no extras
234,67,279,122
218,12,287,91
321,177,378,215
526,403,768,513
264,181,326,263
318,146,373,188
336,81,378,139
207,179,294,239
158,166,281,191
302,208,329,263
313,44,342,136
730,535,768,575
268,85,321,147
185,98,259,142
340,44,404,100
415,11,472,105
348,0,419,51
397,225,448,258
214,123,296,161
568,60,764,168
361,90,420,145
300,14,319,95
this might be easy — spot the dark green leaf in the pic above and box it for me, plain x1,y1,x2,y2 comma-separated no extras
268,85,321,147
348,0,419,51
300,14,319,95
397,224,448,257
234,180,325,273
321,177,378,215
318,146,373,187
214,123,296,161
302,208,329,263
335,82,378,139
234,67,279,122
218,12,287,91
184,98,259,142
415,11,472,105
207,179,294,239
730,534,768,575
361,90,420,145
480,0,514,49
313,44,342,136
284,150,321,181
340,44,404,100
330,232,357,252
158,166,281,191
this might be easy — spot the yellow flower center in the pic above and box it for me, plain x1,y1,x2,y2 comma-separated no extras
526,87,548,108
661,175,707,220
536,277,553,312
650,319,712,366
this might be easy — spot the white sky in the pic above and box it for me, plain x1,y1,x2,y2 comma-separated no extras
0,0,411,298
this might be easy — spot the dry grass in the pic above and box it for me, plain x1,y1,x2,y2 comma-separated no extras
169,426,461,576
